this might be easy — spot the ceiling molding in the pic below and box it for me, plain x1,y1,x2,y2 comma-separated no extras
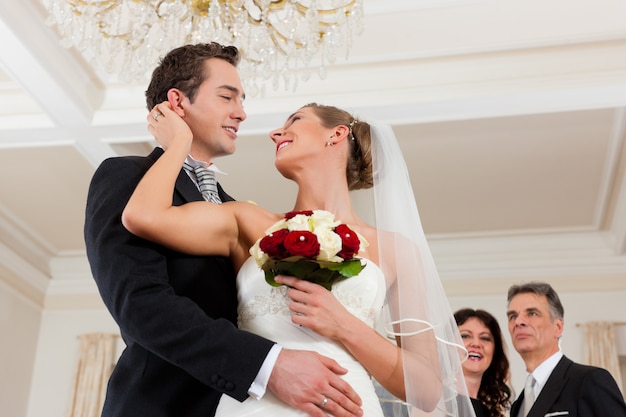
0,241,49,306
39,228,626,303
0,0,103,127
430,229,626,279
0,205,55,274
592,107,626,230
609,147,626,254
442,274,626,297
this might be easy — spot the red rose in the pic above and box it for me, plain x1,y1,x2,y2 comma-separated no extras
283,230,320,258
284,210,314,220
335,224,361,259
259,229,289,258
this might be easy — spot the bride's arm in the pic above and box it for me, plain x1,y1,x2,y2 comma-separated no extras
275,275,409,400
276,275,443,411
122,103,240,258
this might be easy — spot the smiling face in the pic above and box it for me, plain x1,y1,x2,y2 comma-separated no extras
269,106,335,179
459,317,495,379
177,58,246,162
507,292,563,370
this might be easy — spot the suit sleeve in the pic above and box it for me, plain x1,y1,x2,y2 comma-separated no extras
578,367,626,417
84,156,275,401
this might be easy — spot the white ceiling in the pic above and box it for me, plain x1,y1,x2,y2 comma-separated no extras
1,0,626,309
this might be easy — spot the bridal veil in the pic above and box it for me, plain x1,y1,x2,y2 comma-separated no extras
368,123,475,417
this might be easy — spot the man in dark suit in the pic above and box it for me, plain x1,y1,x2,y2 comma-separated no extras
84,43,362,417
506,282,626,417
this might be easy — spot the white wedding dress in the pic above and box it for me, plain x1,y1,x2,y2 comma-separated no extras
216,257,387,416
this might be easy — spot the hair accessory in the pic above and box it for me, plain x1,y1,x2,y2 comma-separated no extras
348,119,358,141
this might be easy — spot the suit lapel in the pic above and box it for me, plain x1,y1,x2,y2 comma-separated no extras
148,147,203,204
511,393,523,417
528,356,572,417
217,182,235,202
175,170,204,203
148,147,235,203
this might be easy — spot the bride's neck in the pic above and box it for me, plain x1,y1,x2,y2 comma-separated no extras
292,182,357,223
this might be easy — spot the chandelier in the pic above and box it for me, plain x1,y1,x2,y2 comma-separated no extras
42,0,364,95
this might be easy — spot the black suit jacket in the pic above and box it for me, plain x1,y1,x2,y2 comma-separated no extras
84,148,275,417
510,356,626,417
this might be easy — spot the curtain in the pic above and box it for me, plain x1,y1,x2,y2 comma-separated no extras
581,321,623,393
68,333,119,417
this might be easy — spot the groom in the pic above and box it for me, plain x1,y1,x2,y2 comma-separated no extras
84,43,362,417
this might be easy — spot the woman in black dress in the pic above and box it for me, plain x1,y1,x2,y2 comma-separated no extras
455,309,511,417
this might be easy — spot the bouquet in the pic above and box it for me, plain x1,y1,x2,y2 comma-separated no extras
250,210,368,290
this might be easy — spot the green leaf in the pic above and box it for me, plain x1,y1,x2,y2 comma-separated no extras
261,258,366,290
264,269,281,287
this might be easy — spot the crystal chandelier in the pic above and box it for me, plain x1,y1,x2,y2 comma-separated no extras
42,0,364,95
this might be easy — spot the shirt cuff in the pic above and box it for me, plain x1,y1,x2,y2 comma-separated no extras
248,344,282,400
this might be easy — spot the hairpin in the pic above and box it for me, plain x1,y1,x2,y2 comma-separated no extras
348,119,358,141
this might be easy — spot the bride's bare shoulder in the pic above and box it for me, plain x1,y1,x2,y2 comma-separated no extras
226,201,282,232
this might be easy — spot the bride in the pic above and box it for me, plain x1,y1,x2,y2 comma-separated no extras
123,103,475,417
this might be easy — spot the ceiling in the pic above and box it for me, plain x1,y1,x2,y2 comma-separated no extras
1,0,626,309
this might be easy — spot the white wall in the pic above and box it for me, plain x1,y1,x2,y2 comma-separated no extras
26,303,120,417
448,288,626,397
0,281,41,417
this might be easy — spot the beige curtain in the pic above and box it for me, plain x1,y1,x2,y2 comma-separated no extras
581,321,623,393
68,333,119,417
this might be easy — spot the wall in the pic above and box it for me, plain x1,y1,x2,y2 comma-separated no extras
26,303,120,417
0,281,41,417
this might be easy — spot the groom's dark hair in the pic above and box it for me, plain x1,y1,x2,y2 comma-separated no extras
145,42,240,110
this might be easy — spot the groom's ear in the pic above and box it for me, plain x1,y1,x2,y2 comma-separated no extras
166,88,186,117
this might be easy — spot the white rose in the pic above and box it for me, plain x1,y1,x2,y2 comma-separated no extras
265,218,287,234
249,241,269,268
286,214,311,231
315,228,342,262
310,210,340,232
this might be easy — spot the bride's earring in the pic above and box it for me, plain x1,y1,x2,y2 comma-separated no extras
326,135,335,147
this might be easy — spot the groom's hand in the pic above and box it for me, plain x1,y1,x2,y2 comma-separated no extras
268,349,363,417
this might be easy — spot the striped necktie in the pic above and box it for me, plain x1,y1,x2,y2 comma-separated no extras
184,163,222,204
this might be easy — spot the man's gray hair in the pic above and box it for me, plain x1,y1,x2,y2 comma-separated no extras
507,281,564,321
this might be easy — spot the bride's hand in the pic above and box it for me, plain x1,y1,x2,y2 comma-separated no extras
276,275,359,341
147,102,192,151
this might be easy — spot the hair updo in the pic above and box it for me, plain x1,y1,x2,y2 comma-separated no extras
302,103,373,190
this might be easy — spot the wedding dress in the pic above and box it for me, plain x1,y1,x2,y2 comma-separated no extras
215,257,387,417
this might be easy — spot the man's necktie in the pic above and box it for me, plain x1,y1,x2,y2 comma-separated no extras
186,163,222,204
522,374,536,417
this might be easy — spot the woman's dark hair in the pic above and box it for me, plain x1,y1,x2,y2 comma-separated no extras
302,103,373,191
455,308,511,417
145,42,240,110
